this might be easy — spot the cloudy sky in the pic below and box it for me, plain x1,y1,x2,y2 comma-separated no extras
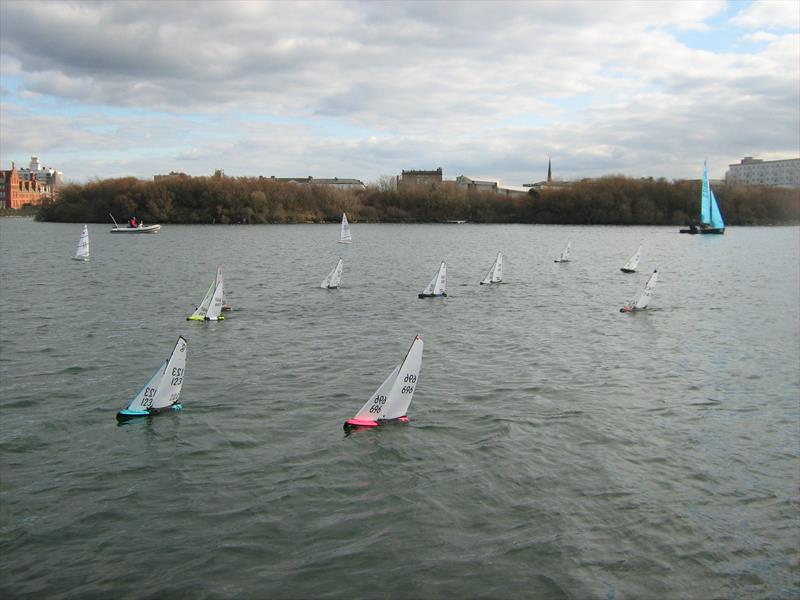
1,0,798,185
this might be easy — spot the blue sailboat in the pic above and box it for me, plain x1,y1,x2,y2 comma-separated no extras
681,162,725,234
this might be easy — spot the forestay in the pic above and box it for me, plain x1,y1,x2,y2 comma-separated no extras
481,252,503,284
354,336,423,420
320,258,344,288
422,262,447,296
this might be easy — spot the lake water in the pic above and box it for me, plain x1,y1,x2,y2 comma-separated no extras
1,219,798,599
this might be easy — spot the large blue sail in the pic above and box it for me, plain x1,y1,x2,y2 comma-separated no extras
709,186,724,230
700,162,712,225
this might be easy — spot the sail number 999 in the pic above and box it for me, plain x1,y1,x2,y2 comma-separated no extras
368,394,387,414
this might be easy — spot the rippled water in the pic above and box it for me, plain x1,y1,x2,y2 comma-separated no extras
1,219,798,599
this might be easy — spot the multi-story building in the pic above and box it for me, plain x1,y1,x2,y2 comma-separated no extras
399,167,443,187
1,156,62,209
725,157,800,188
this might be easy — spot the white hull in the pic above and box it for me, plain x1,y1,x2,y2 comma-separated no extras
110,224,162,233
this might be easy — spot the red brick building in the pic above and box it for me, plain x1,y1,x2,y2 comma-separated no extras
0,161,55,209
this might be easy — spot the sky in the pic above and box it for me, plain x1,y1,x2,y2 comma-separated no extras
1,0,798,185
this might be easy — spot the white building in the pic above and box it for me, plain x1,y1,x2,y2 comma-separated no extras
265,176,365,190
17,155,63,190
456,175,529,197
725,157,800,188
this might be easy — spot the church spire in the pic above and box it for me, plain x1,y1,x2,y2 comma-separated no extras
547,157,552,183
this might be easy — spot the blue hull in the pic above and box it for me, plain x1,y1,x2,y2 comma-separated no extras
116,404,182,422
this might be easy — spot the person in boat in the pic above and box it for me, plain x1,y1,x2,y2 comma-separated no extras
129,216,138,228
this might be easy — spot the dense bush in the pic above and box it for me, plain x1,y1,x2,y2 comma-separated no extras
36,174,800,225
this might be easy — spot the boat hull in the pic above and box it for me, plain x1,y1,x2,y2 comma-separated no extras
186,315,225,321
110,224,161,234
680,227,725,235
116,403,182,422
343,415,409,432
620,268,636,273
418,293,447,298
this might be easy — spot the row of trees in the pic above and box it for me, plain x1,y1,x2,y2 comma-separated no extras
36,173,799,225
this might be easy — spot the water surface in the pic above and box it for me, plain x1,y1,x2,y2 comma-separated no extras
1,220,798,599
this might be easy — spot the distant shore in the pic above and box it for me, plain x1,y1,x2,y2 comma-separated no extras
32,174,800,226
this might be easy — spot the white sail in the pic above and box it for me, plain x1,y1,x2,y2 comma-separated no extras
339,213,352,243
188,279,216,319
205,281,225,320
422,261,447,296
215,266,226,306
634,269,659,309
354,365,401,420
353,336,423,420
320,258,344,289
73,225,90,261
481,252,503,284
151,337,187,409
555,241,571,262
124,364,165,412
622,245,642,272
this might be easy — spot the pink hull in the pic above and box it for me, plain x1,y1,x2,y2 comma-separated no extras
344,415,409,432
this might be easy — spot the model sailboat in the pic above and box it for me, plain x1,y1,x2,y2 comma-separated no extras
419,261,447,298
116,336,187,421
620,269,659,312
480,252,503,284
344,335,423,432
320,258,344,289
554,241,571,263
620,245,642,273
680,162,725,234
339,213,352,244
187,269,225,321
73,225,90,261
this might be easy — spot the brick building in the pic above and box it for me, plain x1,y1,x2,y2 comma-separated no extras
1,161,51,209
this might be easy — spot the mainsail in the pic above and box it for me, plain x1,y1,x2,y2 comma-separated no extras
151,337,187,409
321,258,344,289
339,213,352,243
73,225,90,261
634,269,659,309
421,262,447,297
353,335,423,421
481,252,503,284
